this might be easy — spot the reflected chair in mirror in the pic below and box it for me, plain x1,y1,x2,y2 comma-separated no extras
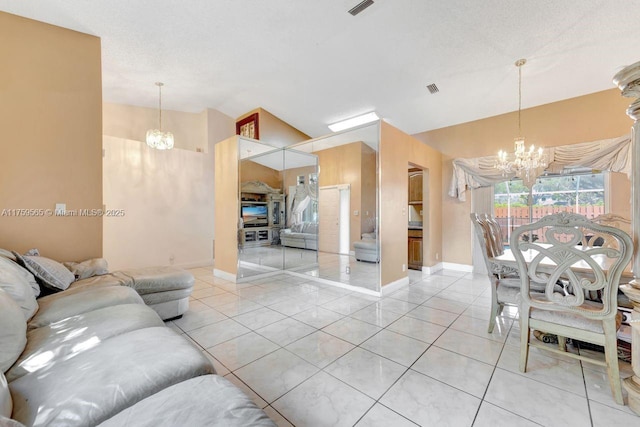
511,212,632,405
470,213,520,333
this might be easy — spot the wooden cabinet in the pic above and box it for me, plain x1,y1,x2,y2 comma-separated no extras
408,171,423,204
408,229,423,270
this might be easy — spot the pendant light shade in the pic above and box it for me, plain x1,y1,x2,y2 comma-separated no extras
146,82,174,150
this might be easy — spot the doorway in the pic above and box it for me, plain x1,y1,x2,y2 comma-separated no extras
319,185,350,255
408,165,426,270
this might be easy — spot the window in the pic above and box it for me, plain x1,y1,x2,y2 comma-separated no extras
494,172,606,245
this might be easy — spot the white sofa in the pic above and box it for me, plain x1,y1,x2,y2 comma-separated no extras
354,231,379,262
280,222,318,250
0,254,274,427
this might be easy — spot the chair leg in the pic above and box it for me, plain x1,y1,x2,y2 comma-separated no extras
603,320,624,405
519,310,531,373
488,295,500,333
557,335,567,352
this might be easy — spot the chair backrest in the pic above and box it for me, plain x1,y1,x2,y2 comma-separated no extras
470,213,497,274
482,214,505,256
510,212,632,320
583,214,632,249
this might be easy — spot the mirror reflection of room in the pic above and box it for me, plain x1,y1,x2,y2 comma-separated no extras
236,123,380,293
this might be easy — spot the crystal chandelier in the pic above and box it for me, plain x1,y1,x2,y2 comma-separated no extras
146,82,174,150
495,59,548,187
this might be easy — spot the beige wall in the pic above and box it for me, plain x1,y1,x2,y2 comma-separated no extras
240,161,282,190
0,13,103,261
103,103,234,152
237,108,310,147
214,136,239,276
361,145,377,233
316,142,369,250
380,122,443,286
103,136,215,270
413,89,633,266
102,103,234,267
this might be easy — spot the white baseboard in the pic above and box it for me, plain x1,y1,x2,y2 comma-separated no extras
381,276,410,295
284,271,381,297
175,259,214,270
441,262,474,273
236,269,283,283
422,263,443,275
213,269,237,282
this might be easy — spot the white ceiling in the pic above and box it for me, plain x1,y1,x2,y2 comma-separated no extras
2,0,639,137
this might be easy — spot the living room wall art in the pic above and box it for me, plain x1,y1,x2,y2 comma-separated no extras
236,113,259,140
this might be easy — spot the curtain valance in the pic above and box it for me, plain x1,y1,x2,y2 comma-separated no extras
448,135,631,201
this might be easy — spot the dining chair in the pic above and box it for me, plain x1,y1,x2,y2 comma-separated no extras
470,213,520,333
510,212,633,405
583,213,631,249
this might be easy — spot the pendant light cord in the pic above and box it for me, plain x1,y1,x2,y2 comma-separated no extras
158,83,163,131
515,58,526,138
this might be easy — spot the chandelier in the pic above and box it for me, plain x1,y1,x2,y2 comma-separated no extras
495,59,548,187
146,82,174,150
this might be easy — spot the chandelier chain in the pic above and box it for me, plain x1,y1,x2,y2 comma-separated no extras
518,62,522,137
157,82,163,131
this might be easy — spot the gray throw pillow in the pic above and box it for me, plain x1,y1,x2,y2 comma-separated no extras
12,252,75,292
63,258,109,280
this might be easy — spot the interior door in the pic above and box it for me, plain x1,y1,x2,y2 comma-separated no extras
319,187,340,253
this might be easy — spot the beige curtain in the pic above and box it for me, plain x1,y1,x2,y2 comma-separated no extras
449,135,631,202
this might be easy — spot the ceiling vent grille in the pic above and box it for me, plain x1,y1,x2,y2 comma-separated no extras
348,0,375,16
427,83,439,94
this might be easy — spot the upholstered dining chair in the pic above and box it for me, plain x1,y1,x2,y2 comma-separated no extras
510,212,633,405
470,213,520,333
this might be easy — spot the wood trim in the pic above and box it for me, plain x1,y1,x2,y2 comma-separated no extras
236,113,260,139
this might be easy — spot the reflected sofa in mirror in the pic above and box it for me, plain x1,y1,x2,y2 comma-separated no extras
284,123,380,293
237,144,319,280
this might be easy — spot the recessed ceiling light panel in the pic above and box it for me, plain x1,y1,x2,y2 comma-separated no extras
328,112,379,132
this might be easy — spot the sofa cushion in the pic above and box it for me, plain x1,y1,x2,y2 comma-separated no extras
302,222,317,234
12,252,75,292
6,304,163,382
97,375,275,427
0,249,16,262
9,327,215,427
0,289,27,373
1,373,11,418
63,258,109,280
115,267,195,295
0,416,25,427
0,257,38,320
28,286,143,330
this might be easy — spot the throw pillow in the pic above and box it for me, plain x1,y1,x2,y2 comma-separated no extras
0,289,27,373
0,257,38,320
63,258,109,280
12,252,75,292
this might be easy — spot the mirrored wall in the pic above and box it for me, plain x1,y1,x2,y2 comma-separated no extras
236,122,380,293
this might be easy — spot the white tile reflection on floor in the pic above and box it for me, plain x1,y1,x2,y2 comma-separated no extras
175,267,639,426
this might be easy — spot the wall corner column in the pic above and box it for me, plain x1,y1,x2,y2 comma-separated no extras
614,60,640,414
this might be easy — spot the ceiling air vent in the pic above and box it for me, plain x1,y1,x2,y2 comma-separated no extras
348,0,375,16
427,83,439,94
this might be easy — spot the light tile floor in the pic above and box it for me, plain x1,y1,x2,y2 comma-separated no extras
172,267,638,426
